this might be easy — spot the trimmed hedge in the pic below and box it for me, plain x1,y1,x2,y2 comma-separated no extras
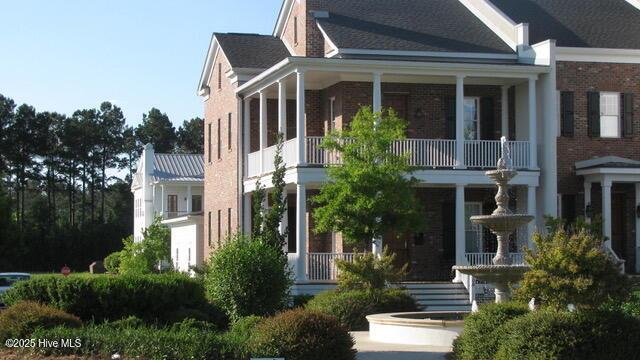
0,301,82,341
2,273,222,324
222,316,264,359
496,310,640,360
31,322,224,360
306,288,417,330
249,308,356,360
453,302,529,360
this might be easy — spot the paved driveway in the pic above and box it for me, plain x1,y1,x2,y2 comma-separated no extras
352,331,452,360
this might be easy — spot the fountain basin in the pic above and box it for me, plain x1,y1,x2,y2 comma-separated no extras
367,312,465,347
470,214,534,233
453,264,530,283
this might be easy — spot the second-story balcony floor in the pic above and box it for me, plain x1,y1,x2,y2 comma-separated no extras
247,136,532,179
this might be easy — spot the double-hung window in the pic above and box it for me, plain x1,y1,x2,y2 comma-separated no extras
599,92,621,138
463,97,480,140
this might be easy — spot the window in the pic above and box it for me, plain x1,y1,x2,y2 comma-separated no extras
560,91,575,137
217,118,221,159
191,195,202,212
287,206,296,253
207,123,212,163
227,208,231,235
600,92,621,138
293,17,298,44
227,113,232,150
329,97,336,132
167,195,178,216
207,212,212,246
217,209,221,246
217,63,222,89
465,202,483,253
463,97,480,140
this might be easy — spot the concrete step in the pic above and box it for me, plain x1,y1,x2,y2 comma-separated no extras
421,304,472,312
411,293,469,301
398,283,465,290
419,299,471,305
406,288,468,295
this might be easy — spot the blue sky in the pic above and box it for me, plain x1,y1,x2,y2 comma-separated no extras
0,0,281,128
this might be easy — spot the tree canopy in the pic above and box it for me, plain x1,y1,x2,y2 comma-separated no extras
312,106,425,247
135,108,176,153
176,117,204,154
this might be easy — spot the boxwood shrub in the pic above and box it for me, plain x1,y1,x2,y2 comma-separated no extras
452,302,529,360
249,308,356,360
0,301,82,341
2,273,222,324
495,309,640,360
31,322,224,360
305,288,417,330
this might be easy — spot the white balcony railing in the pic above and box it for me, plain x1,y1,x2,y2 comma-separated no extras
307,252,356,281
247,137,531,177
464,252,526,266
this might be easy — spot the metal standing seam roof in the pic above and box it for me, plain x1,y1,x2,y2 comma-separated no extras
152,153,204,182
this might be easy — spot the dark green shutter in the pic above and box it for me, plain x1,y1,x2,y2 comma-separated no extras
587,92,600,137
480,97,495,140
622,93,634,137
560,91,575,137
444,96,456,139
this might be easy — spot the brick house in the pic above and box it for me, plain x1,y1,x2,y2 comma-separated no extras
197,0,640,299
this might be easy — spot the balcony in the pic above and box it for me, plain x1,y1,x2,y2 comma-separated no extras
247,137,532,178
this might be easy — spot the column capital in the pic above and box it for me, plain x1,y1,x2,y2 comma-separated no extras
456,74,466,81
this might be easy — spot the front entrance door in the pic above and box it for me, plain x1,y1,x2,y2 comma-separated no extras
611,193,627,261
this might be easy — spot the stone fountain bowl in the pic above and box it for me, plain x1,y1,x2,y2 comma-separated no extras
452,264,530,283
485,169,518,183
470,214,534,233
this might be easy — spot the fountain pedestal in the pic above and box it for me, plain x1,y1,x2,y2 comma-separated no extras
452,137,533,303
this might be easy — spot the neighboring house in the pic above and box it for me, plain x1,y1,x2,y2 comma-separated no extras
131,144,205,272
197,0,640,298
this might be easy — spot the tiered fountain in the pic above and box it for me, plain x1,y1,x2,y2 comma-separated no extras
452,136,533,302
366,137,533,347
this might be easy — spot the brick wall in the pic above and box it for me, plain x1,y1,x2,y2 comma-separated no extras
203,49,240,259
556,61,640,194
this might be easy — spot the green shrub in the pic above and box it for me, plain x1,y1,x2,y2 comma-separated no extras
249,308,356,360
292,294,314,308
452,302,529,360
103,251,122,274
222,315,263,360
0,301,82,340
516,229,628,310
495,310,640,360
603,290,640,318
306,288,417,330
2,273,221,325
336,247,407,291
204,233,292,321
31,323,223,360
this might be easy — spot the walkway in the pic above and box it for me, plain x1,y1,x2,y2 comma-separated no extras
352,331,452,360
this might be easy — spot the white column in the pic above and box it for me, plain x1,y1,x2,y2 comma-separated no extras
501,85,509,138
243,193,252,234
296,183,307,281
296,71,306,166
584,182,592,223
278,80,287,137
160,184,165,218
455,75,466,169
528,77,538,169
372,233,382,258
635,183,640,273
372,72,382,113
186,185,192,213
602,180,612,248
455,184,466,266
259,91,267,174
280,191,288,245
243,98,251,177
527,185,537,249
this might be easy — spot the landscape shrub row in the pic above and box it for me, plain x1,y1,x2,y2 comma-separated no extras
453,302,640,360
2,273,223,324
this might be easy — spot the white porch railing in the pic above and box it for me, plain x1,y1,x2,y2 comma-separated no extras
247,137,531,177
464,252,526,266
464,140,530,169
307,252,356,281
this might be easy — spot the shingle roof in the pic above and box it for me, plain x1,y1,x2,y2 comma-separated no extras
315,0,514,54
215,33,290,69
152,154,204,182
490,0,640,49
